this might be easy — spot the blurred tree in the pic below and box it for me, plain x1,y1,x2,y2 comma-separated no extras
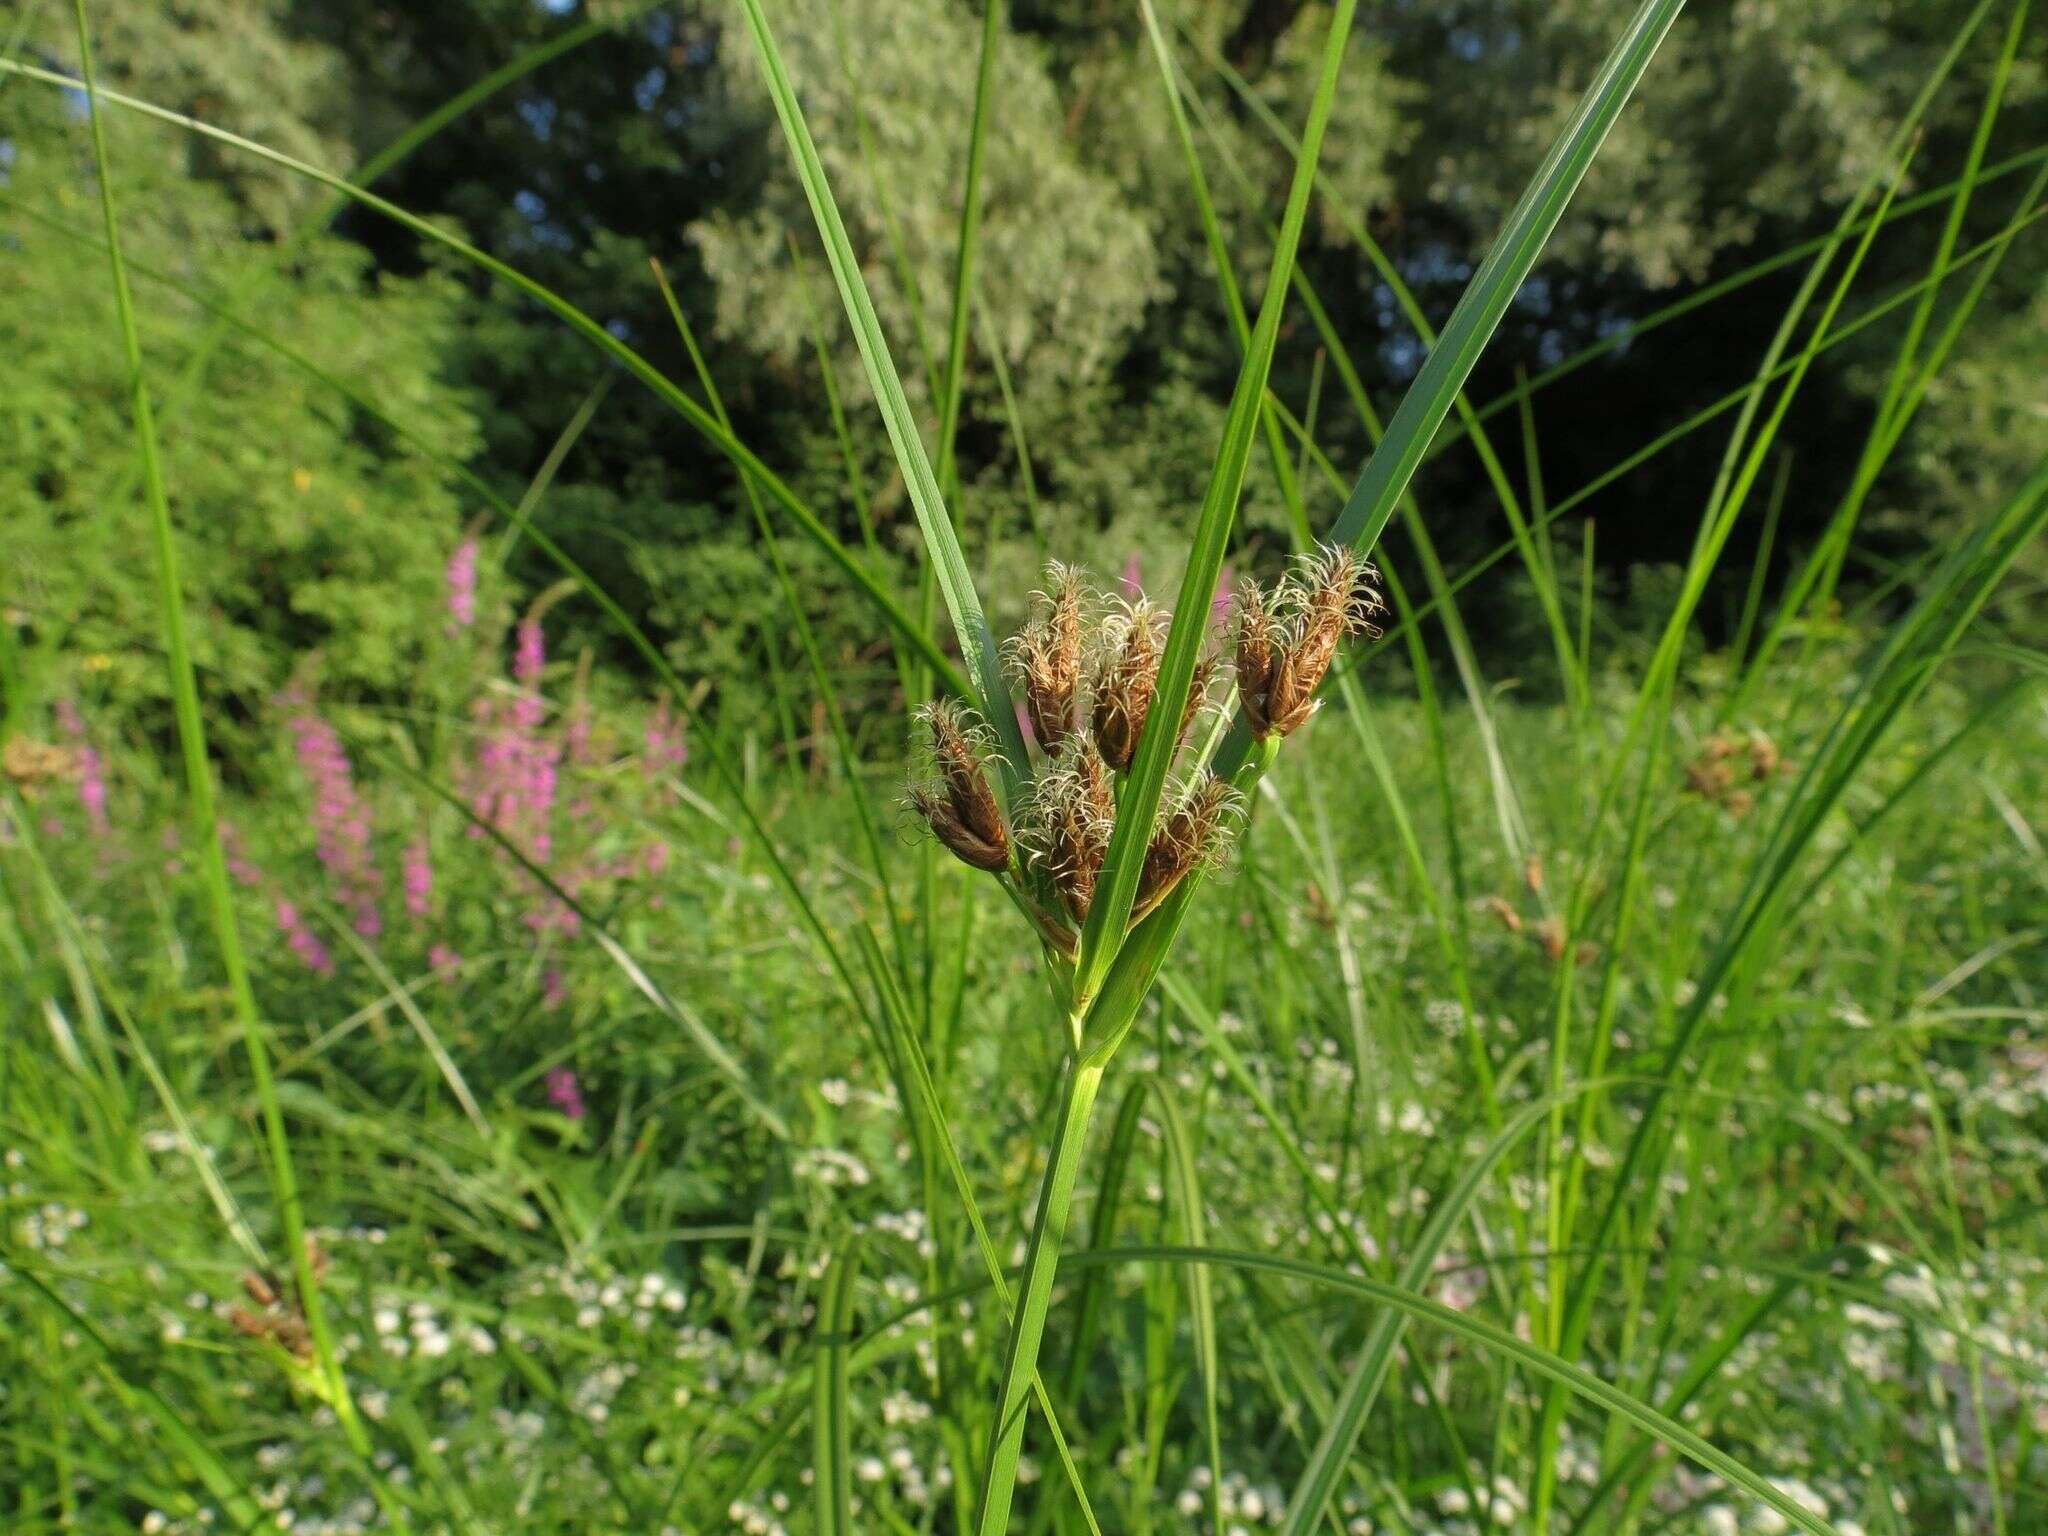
0,0,484,742
4,0,2039,737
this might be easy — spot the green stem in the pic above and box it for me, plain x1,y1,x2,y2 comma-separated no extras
975,1050,1105,1535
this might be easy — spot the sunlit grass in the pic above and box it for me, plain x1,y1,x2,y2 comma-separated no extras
1,0,2044,1533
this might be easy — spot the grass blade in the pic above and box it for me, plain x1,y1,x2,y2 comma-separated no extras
812,1238,863,1536
731,0,1029,791
66,0,386,1500
1073,0,1364,1003
1077,1247,1850,1536
1082,0,1690,1062
1327,0,1687,558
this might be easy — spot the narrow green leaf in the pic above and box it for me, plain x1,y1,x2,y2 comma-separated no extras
731,0,1029,791
1328,0,1687,559
67,0,385,1493
1073,0,1364,1002
813,1238,864,1536
1078,1247,1849,1536
1083,0,1690,1030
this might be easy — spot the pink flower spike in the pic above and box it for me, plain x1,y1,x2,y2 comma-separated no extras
284,697,382,928
275,899,333,975
514,619,545,687
445,538,479,629
56,700,110,837
545,1066,585,1120
402,839,433,919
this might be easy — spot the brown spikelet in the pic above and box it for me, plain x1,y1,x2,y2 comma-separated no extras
1091,600,1166,772
1007,563,1086,753
1523,854,1546,895
230,1305,271,1340
1533,916,1568,964
1023,741,1116,926
1234,580,1277,739
910,702,1010,872
2,737,74,793
1177,652,1219,752
1262,545,1385,738
271,1315,313,1360
1133,775,1241,924
1684,757,1735,802
1485,895,1523,934
1746,730,1781,781
241,1270,280,1309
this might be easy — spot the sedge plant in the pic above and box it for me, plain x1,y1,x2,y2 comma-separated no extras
9,0,2045,1530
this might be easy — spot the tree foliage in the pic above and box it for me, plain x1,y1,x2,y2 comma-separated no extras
3,0,2041,738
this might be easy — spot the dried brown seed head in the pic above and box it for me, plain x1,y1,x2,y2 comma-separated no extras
1006,563,1087,754
2,737,74,791
909,701,1010,873
1485,894,1524,934
1262,545,1385,738
910,787,1011,873
1233,580,1277,739
1685,757,1735,801
230,1305,271,1340
1021,737,1116,925
1133,774,1242,923
1091,599,1167,772
1746,731,1781,781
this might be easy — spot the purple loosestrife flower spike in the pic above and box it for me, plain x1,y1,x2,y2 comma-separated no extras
545,1066,585,1120
445,538,479,631
55,700,110,837
402,839,433,920
285,698,383,935
275,900,333,975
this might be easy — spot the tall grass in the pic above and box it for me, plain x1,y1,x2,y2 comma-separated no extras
2,1,2045,1534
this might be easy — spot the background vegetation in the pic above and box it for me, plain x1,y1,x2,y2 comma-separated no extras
1,0,2044,1533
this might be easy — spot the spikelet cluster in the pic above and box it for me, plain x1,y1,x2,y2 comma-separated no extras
911,551,1373,956
1683,726,1786,817
911,561,1238,950
1235,545,1386,740
906,701,1013,873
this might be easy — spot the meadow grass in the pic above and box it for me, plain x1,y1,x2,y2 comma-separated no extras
3,0,2046,1533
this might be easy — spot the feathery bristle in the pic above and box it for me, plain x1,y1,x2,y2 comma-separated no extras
1091,598,1167,772
1021,736,1115,924
1177,652,1219,753
910,701,1011,872
1132,774,1241,923
1006,563,1087,754
1249,544,1386,739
